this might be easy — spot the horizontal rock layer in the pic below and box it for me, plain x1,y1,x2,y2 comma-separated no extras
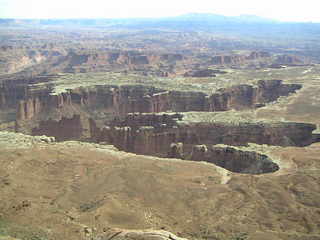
91,113,317,157
2,80,300,123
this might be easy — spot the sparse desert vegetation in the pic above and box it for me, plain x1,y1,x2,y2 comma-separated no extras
1,13,320,240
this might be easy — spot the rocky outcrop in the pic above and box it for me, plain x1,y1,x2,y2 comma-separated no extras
0,79,301,141
17,97,42,120
94,229,188,240
57,51,185,74
169,91,208,112
211,51,271,65
0,75,56,110
160,53,184,62
209,80,301,111
10,80,301,123
255,80,299,103
212,55,246,65
247,51,271,60
32,114,91,141
275,54,304,65
168,142,184,159
269,55,308,68
189,145,279,174
91,113,318,157
0,85,29,109
0,48,64,74
209,84,255,111
29,110,317,154
15,92,73,121
13,85,205,124
111,85,160,116
0,46,184,76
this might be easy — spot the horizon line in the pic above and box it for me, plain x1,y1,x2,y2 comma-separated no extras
0,12,319,24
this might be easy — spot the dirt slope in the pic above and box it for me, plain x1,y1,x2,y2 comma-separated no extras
0,132,319,240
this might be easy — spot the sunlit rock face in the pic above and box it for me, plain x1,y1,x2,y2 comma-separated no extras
90,113,317,157
208,80,301,111
0,78,306,150
8,79,301,122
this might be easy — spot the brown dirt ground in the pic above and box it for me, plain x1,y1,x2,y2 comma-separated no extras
0,139,320,240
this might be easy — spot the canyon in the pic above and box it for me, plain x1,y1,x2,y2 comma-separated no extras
0,78,317,176
4,79,300,124
1,19,320,240
0,44,308,78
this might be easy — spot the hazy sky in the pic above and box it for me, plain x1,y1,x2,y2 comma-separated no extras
0,0,320,22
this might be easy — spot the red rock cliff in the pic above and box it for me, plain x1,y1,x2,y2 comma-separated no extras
91,113,317,157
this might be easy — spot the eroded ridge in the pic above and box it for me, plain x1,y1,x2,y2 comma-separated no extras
187,145,279,174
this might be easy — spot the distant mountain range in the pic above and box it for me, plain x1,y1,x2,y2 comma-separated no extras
1,13,320,40
168,13,277,23
0,13,296,27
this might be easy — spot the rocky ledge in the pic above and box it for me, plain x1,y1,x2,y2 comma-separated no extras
90,112,318,157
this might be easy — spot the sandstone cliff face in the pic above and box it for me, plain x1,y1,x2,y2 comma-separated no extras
15,91,73,121
275,54,304,65
210,51,303,67
8,80,303,140
209,85,255,111
90,113,317,158
17,97,42,120
10,80,301,124
111,85,160,116
5,53,47,74
0,76,56,110
169,91,208,112
59,51,185,73
0,48,184,76
247,51,271,60
0,85,28,109
209,80,301,111
212,55,247,65
12,85,163,135
255,79,301,103
211,51,271,65
13,85,203,123
0,48,64,75
32,114,91,141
